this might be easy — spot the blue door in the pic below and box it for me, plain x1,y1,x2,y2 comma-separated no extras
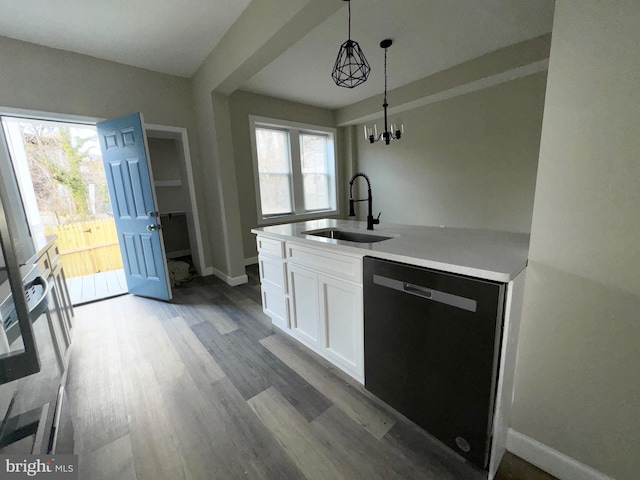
97,113,172,301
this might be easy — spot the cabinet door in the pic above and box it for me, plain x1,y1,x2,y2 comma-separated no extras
261,287,289,330
258,254,287,293
319,274,363,378
288,264,319,347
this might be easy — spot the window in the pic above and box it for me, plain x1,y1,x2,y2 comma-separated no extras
255,127,293,216
250,116,337,223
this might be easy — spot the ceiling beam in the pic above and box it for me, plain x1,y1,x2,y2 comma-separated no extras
335,34,552,126
193,0,344,94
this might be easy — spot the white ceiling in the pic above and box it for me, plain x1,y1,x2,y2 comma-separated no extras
241,0,555,108
0,0,555,107
0,0,252,77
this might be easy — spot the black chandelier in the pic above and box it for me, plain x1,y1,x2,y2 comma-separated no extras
365,39,404,145
331,0,370,88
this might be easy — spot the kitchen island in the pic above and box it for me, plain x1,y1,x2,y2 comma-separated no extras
252,219,529,479
252,219,528,282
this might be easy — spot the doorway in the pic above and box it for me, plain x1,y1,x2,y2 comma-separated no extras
0,115,127,305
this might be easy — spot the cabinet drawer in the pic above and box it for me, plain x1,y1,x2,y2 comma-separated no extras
261,287,289,330
256,236,284,259
258,255,287,293
35,252,52,278
286,242,363,284
48,245,62,267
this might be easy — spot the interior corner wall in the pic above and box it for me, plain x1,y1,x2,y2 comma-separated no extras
211,92,246,278
510,1,640,479
228,90,337,261
353,72,547,233
0,36,211,268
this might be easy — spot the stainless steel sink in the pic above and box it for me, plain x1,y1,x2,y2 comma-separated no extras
303,228,393,243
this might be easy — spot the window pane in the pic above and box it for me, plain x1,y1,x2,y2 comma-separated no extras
256,128,292,215
256,128,290,173
303,174,330,210
300,134,328,174
259,174,292,215
300,134,330,210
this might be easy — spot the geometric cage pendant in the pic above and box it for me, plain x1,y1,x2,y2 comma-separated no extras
332,39,371,88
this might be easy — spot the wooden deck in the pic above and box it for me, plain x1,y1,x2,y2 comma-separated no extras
66,269,127,306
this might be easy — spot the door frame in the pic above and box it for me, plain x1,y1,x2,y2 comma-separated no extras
145,123,207,276
0,106,207,276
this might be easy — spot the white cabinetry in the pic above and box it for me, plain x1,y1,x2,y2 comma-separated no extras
318,274,362,376
257,237,289,331
288,263,320,346
256,235,364,382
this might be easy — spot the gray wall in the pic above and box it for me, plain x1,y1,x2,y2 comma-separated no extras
228,90,338,261
147,137,188,215
190,0,341,281
0,36,209,266
354,72,547,233
511,1,640,479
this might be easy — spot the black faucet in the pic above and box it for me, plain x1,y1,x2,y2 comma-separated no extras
348,172,381,230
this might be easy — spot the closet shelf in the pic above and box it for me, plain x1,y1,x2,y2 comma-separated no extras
154,180,182,187
159,211,187,217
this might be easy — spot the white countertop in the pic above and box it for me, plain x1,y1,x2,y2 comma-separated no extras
252,219,529,282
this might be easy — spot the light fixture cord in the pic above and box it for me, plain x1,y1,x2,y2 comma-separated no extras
383,46,389,135
348,1,351,40
384,47,388,103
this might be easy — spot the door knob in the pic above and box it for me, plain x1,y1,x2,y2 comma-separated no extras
146,224,161,231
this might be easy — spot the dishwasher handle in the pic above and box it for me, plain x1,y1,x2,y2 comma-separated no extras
373,274,477,312
403,282,432,299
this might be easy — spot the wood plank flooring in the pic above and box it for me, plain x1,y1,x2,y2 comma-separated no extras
66,268,127,306
65,266,557,480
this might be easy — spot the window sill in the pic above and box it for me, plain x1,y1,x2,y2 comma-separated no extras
257,209,339,226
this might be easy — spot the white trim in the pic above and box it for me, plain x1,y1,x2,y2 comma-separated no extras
249,115,339,225
337,59,550,127
244,256,258,266
489,269,527,479
210,266,248,286
0,106,103,124
507,429,615,480
201,267,214,276
138,112,173,300
261,210,340,224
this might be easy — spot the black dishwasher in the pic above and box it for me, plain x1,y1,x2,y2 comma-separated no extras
363,256,505,470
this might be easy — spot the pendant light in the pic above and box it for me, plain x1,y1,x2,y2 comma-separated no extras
365,39,404,145
331,0,370,89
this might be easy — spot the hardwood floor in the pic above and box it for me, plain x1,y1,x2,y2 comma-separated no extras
65,266,557,480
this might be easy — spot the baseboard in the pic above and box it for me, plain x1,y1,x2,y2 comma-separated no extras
244,256,258,266
506,429,614,480
200,267,215,276
210,267,248,286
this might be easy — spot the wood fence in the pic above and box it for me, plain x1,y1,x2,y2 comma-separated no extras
44,218,123,278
